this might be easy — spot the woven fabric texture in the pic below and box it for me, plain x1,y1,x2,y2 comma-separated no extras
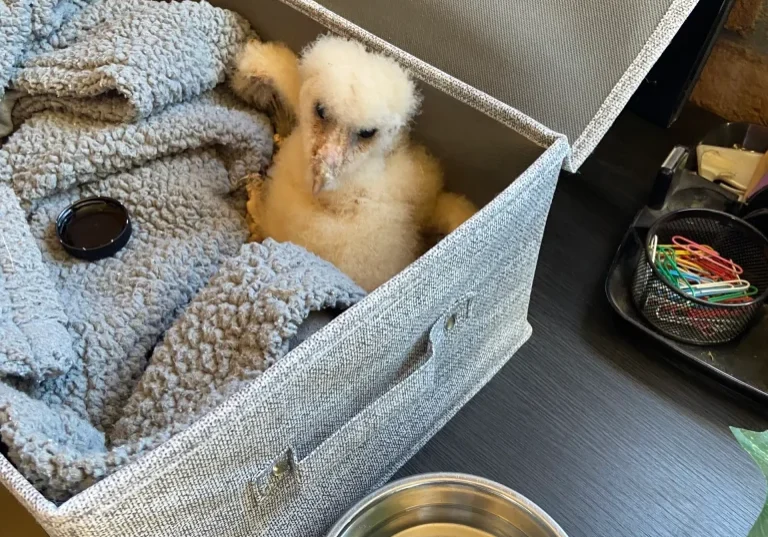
312,0,698,169
265,0,564,162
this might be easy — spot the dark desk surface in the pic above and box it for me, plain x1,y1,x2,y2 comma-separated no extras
397,106,768,537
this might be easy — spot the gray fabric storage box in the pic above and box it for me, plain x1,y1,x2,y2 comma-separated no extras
1,0,697,535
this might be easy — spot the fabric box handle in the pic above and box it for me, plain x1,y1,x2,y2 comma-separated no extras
250,293,475,500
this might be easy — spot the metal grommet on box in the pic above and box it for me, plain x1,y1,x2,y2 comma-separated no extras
251,448,297,500
443,294,475,333
272,459,290,478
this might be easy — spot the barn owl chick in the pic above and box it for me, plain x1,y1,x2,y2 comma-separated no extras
232,36,476,291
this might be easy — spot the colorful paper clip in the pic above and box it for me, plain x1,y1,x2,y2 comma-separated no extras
648,234,756,306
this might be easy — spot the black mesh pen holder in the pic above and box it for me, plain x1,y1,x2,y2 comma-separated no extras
632,209,768,345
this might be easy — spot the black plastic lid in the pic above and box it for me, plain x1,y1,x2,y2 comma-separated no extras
56,197,132,261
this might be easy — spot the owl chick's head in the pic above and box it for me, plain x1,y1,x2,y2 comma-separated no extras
298,36,421,194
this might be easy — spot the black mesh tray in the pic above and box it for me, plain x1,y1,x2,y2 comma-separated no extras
606,166,768,404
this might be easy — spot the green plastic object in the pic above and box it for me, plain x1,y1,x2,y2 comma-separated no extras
733,428,768,537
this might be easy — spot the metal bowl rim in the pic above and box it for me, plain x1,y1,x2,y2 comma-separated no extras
326,473,569,537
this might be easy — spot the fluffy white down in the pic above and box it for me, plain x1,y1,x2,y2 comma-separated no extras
233,35,477,291
299,36,421,131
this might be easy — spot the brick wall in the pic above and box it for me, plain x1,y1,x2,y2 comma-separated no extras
691,0,768,123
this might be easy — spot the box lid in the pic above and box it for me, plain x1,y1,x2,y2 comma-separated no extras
306,0,699,170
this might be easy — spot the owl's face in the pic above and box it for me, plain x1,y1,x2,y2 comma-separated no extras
296,36,421,193
299,95,399,193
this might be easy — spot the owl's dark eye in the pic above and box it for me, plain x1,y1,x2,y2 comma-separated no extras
358,128,378,139
315,103,326,120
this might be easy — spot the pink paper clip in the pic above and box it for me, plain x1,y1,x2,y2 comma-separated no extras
671,235,743,276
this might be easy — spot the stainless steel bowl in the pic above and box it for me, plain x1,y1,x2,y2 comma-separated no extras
327,473,568,537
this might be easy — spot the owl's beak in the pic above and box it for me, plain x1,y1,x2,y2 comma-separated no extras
311,127,348,194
